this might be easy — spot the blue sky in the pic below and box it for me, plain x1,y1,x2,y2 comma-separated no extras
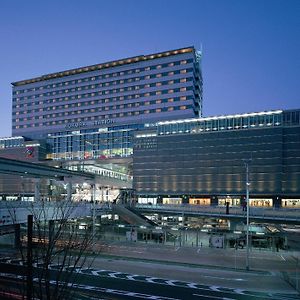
0,0,299,137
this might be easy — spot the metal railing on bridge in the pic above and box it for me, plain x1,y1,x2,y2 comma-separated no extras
135,204,300,224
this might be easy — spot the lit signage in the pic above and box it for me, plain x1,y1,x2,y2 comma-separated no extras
65,119,114,129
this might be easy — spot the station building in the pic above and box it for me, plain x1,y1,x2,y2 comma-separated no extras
133,109,300,208
1,46,299,209
11,46,202,161
1,46,203,200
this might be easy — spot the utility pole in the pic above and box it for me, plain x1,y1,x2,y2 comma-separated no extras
27,214,33,300
91,183,96,253
244,160,251,271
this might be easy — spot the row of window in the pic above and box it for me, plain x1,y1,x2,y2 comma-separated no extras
13,96,193,122
13,91,194,117
13,105,193,129
13,59,194,95
48,147,134,160
157,114,283,136
13,71,194,106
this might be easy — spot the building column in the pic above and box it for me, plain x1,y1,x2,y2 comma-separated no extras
66,182,72,202
34,179,40,202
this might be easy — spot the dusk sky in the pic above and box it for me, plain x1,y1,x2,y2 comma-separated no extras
0,0,299,137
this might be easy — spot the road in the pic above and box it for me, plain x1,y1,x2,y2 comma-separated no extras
1,241,300,299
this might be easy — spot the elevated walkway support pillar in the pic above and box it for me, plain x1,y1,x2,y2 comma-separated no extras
34,179,40,202
66,182,72,202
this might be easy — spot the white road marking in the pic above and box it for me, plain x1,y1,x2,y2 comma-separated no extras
91,270,100,276
175,247,180,251
108,271,123,278
145,277,158,283
197,248,201,253
233,288,245,294
187,283,199,289
280,254,286,261
210,285,221,292
127,275,139,280
202,274,245,281
193,293,234,299
165,280,177,286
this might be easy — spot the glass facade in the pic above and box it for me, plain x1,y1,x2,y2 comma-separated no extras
133,109,300,200
46,123,143,160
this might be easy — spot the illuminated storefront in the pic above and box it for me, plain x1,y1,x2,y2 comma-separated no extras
162,197,182,205
189,198,211,205
138,197,158,205
250,198,273,207
282,199,300,208
218,196,240,207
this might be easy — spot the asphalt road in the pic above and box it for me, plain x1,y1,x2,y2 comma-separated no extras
0,259,299,300
1,241,300,299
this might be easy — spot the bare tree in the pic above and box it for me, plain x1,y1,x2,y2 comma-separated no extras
7,197,96,300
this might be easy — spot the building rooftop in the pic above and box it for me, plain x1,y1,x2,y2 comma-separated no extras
12,46,196,87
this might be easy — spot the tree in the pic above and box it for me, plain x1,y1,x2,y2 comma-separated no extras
7,198,96,300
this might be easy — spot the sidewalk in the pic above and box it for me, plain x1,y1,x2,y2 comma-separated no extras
91,240,300,295
95,239,298,273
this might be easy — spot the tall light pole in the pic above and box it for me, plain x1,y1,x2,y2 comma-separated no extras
244,159,251,271
91,183,96,253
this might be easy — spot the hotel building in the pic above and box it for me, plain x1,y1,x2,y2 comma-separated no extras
11,46,202,161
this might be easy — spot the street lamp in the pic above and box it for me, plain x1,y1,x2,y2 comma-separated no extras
244,159,251,271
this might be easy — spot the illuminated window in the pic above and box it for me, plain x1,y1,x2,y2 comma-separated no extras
168,72,174,76
156,82,162,87
156,99,162,104
168,107,174,111
156,74,162,78
180,96,187,100
180,60,187,64
180,106,186,110
168,62,174,67
180,87,186,92
180,69,187,74
156,65,162,69
180,78,187,83
168,89,174,94
156,108,161,112
156,91,162,95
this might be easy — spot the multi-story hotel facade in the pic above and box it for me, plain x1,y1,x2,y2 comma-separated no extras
11,47,202,161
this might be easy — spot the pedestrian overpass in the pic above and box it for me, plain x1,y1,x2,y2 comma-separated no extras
134,204,300,225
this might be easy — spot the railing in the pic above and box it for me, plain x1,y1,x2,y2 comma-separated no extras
135,204,300,223
0,200,111,226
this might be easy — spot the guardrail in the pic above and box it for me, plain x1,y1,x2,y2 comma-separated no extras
135,204,300,223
